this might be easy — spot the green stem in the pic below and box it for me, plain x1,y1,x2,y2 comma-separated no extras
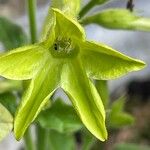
24,128,35,150
27,0,37,43
23,1,37,150
36,125,49,150
79,0,96,19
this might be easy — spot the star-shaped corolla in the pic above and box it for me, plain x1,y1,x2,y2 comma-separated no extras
0,9,145,141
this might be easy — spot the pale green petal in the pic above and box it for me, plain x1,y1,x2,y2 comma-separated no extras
81,9,150,31
0,43,48,80
0,103,13,141
61,58,107,141
52,0,81,16
53,8,85,40
81,41,146,80
14,57,63,140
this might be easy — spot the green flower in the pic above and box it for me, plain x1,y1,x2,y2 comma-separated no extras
0,8,145,141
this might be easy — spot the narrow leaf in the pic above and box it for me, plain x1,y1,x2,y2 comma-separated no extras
81,9,150,31
61,58,107,141
108,97,134,128
81,41,145,80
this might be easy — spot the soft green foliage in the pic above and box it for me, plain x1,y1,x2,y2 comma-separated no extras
81,9,150,31
114,143,150,150
0,92,17,115
0,8,145,141
108,97,134,128
51,0,81,16
38,99,82,133
0,80,21,94
0,103,13,141
81,130,96,150
0,17,27,50
49,130,75,150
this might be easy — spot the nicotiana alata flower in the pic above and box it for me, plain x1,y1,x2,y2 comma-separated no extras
0,8,145,141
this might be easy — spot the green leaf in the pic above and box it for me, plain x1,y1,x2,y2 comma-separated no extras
0,43,47,80
53,8,85,40
108,97,134,128
14,58,63,140
81,9,150,31
81,41,145,80
61,58,107,141
38,99,82,133
81,129,96,150
0,103,13,141
114,143,150,150
49,130,75,150
51,0,81,16
0,17,27,50
0,92,17,115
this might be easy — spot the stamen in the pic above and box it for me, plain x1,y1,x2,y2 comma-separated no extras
53,37,72,52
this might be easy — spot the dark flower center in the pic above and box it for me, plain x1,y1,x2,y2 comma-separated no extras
51,37,79,58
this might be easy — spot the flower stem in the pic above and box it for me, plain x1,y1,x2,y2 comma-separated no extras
79,0,96,19
23,1,37,149
24,128,35,150
27,0,37,43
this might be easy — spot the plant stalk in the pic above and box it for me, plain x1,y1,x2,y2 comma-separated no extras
36,125,49,150
79,0,96,19
23,1,37,150
24,128,35,150
27,0,37,43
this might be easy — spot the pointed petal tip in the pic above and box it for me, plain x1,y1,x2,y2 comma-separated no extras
14,130,22,141
14,118,26,141
98,126,108,142
132,59,146,71
94,128,108,142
